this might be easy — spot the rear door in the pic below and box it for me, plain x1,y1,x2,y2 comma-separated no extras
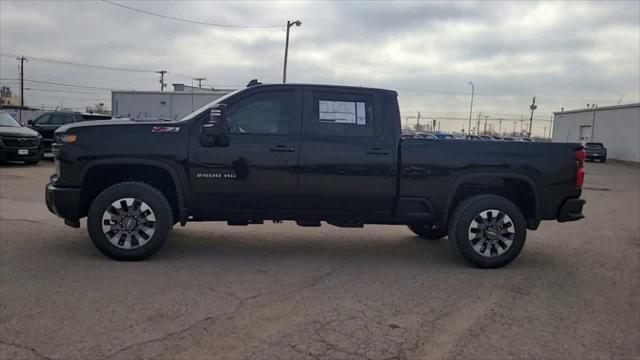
297,89,397,215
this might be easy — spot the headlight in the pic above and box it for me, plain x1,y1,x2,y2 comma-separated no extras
56,134,77,144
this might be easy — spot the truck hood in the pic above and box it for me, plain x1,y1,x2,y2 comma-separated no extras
55,118,178,134
0,126,40,137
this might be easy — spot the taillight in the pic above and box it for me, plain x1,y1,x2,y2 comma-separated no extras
575,149,585,188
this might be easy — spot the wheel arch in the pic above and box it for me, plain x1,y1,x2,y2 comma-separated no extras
79,159,189,225
444,172,541,230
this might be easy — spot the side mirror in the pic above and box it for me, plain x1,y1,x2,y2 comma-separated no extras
200,104,229,147
202,104,227,135
27,120,33,126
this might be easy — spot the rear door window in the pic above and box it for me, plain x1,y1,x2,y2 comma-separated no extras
33,114,51,125
307,92,376,137
50,114,75,125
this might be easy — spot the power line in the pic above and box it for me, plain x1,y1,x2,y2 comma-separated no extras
0,53,197,78
101,0,283,29
24,88,111,95
0,53,154,73
0,78,121,91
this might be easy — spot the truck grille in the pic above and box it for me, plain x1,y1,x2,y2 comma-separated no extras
1,137,40,149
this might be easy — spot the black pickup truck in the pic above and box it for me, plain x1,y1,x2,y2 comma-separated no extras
46,84,586,268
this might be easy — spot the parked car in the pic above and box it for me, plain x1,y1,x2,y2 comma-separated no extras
584,142,607,162
433,133,455,139
480,135,494,140
46,83,586,268
465,134,482,140
28,112,112,151
414,132,437,139
0,111,42,165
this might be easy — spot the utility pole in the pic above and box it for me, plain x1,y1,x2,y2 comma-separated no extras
283,20,302,83
477,112,481,135
520,115,524,134
417,111,421,130
483,115,489,134
498,119,502,135
513,121,517,135
17,56,27,122
528,96,537,137
467,81,474,134
157,70,167,91
194,77,206,88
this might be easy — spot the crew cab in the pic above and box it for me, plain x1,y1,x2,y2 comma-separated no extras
46,84,586,268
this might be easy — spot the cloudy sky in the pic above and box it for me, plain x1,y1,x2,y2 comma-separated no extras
1,0,638,135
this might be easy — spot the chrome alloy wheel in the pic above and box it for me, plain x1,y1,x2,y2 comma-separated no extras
467,209,515,258
101,197,156,250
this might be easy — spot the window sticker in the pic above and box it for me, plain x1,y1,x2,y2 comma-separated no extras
319,100,366,125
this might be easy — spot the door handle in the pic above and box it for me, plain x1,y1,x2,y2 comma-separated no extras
270,145,295,152
366,148,390,155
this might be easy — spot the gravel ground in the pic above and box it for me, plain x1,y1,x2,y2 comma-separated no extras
1,160,638,360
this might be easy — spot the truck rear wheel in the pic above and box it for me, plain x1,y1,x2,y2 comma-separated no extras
448,195,526,268
87,181,173,261
407,224,447,240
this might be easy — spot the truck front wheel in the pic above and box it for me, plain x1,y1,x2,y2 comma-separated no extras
407,224,447,240
87,181,173,261
448,195,526,268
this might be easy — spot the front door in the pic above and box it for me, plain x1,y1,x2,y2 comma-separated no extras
189,88,302,217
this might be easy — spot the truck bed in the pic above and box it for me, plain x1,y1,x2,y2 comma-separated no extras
398,138,582,227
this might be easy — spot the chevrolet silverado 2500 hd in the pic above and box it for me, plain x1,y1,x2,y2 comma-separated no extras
46,84,586,268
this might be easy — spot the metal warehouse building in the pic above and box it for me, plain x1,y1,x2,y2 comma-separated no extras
552,103,640,162
112,84,233,120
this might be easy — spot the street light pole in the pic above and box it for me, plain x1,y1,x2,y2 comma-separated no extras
528,96,537,137
467,81,474,134
282,20,302,83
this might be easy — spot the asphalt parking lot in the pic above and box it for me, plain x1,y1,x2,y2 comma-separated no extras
0,160,638,360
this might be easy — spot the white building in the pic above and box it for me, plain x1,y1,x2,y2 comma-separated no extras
552,103,640,162
112,84,233,120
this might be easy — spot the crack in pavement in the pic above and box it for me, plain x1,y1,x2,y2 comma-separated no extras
0,340,53,360
0,217,69,229
104,263,351,359
100,302,244,360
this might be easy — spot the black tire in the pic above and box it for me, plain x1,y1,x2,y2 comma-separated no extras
87,181,173,261
448,195,527,268
407,224,447,240
601,157,607,163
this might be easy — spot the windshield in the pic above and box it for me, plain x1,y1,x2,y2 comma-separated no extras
0,113,21,127
180,88,244,121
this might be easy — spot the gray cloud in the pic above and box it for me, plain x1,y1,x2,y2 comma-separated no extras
1,0,638,135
